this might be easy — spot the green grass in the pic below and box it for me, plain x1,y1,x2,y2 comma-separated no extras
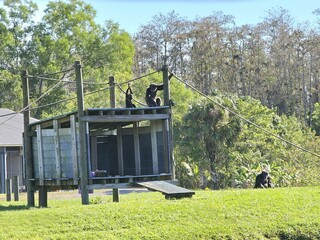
1,187,320,239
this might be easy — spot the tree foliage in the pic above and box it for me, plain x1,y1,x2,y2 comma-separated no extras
1,1,320,190
175,93,320,189
0,0,135,118
134,9,320,128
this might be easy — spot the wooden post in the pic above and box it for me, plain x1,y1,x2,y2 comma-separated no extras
0,149,5,193
109,76,116,108
53,120,61,185
21,70,35,207
75,61,89,205
6,179,11,201
70,115,78,185
162,65,170,106
151,121,159,174
36,124,44,186
13,176,19,201
117,126,124,175
113,188,119,202
162,120,169,173
133,122,141,175
39,186,48,208
162,66,175,179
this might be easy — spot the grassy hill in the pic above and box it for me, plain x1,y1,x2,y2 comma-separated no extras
1,187,320,239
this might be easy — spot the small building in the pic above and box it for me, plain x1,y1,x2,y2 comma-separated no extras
28,107,172,189
0,108,37,193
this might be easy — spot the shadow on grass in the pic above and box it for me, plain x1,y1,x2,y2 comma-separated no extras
0,205,29,211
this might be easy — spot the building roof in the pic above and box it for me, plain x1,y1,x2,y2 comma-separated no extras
0,109,38,147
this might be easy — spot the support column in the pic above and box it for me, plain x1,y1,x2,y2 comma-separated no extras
133,122,141,175
117,126,124,176
109,76,116,108
162,120,169,173
151,121,158,174
113,188,119,202
6,179,11,202
0,148,6,193
39,186,48,208
162,65,175,179
75,61,89,205
13,176,19,201
22,70,35,207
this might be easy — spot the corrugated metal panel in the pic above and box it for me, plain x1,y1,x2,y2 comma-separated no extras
0,109,37,147
32,127,78,179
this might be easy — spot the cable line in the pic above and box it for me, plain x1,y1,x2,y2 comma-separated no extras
28,67,75,78
83,69,161,97
170,71,320,159
27,75,76,83
0,75,66,126
29,96,77,111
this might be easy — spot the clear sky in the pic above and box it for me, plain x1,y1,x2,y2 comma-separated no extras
85,0,319,34
1,0,319,34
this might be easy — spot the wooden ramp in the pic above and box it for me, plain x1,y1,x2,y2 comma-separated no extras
135,181,195,199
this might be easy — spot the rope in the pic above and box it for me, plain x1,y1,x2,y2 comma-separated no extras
28,67,75,78
170,71,320,159
0,76,66,126
83,69,161,96
29,96,77,111
28,75,76,83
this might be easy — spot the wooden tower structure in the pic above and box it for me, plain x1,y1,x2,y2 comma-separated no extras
22,61,193,207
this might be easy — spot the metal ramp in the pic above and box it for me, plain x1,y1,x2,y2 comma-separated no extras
135,181,195,199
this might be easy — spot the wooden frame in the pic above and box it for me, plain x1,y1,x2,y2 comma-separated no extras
23,62,174,206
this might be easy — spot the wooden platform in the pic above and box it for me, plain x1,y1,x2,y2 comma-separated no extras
135,181,195,199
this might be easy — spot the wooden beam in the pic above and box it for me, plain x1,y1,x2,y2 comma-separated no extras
70,115,78,185
162,65,170,106
80,114,169,123
13,176,19,201
109,76,115,108
6,179,11,201
113,188,119,202
90,136,98,171
21,69,35,207
162,120,170,173
53,120,61,185
133,122,141,175
117,126,124,175
151,121,159,174
75,60,89,205
38,186,48,208
36,124,44,186
162,65,175,179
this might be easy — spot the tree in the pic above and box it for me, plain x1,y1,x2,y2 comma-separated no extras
0,0,135,118
133,11,188,76
176,93,241,189
0,70,22,110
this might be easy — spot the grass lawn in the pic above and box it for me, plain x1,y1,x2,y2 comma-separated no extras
0,186,320,239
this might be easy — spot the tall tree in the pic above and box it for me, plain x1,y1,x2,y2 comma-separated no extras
0,0,135,118
188,12,234,94
133,11,188,75
177,94,241,189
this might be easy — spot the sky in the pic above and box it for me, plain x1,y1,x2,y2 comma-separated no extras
1,0,319,34
83,0,319,34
